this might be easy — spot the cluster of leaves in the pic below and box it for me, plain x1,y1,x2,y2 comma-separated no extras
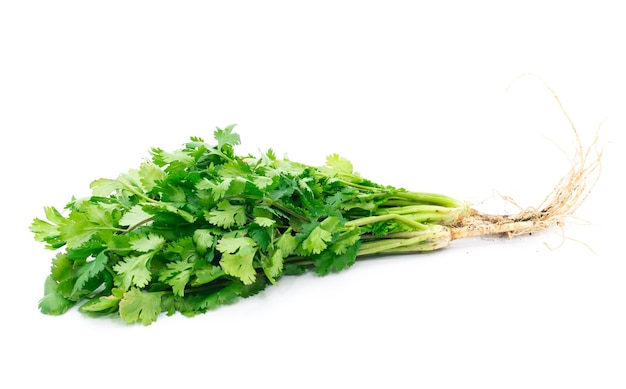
31,125,467,324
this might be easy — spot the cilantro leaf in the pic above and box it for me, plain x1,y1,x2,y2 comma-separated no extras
301,226,332,254
90,178,120,197
130,233,166,252
220,247,258,285
196,177,232,201
252,175,274,190
112,252,154,290
216,236,256,254
195,282,244,311
119,205,153,228
49,252,72,282
160,185,187,204
30,212,64,249
248,225,271,251
325,153,354,174
167,236,200,263
79,288,124,316
253,217,275,227
71,251,108,296
214,124,241,149
119,289,163,325
39,276,75,315
158,260,194,297
138,161,167,192
314,240,360,275
192,229,215,256
30,215,60,245
57,211,102,249
330,228,362,255
205,200,247,229
191,264,225,287
261,250,284,284
150,148,195,167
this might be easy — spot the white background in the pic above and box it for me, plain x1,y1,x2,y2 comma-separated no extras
1,1,624,388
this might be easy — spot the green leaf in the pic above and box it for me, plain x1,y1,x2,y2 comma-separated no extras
160,185,187,204
298,177,314,192
268,250,284,278
119,205,153,227
315,240,361,275
265,148,277,161
90,178,120,197
214,232,259,284
39,290,75,315
330,228,362,255
262,250,284,284
216,236,256,254
112,252,154,290
248,226,271,251
30,217,62,248
301,225,333,255
219,245,258,285
193,229,215,255
254,216,275,227
158,260,194,297
167,236,200,263
82,202,119,227
151,148,195,167
276,229,298,256
50,253,72,282
119,289,163,325
325,153,354,174
196,277,267,312
71,251,108,296
39,276,75,315
196,282,244,311
325,188,357,208
138,161,167,192
196,177,232,201
57,211,102,249
79,288,124,315
214,124,240,149
191,264,225,287
130,233,166,252
205,200,247,229
320,216,341,232
252,175,274,190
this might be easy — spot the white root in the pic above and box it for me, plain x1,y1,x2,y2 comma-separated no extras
450,78,604,241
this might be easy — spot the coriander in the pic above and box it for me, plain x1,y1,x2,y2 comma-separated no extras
30,124,600,324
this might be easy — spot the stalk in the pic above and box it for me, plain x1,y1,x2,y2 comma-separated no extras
357,227,451,256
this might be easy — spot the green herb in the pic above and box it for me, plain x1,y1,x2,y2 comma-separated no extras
30,124,599,324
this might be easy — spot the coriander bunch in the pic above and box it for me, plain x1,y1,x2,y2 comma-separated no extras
30,124,600,324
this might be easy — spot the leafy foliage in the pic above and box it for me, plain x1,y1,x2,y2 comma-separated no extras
30,125,468,324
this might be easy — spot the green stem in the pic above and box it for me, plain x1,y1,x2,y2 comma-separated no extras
345,213,429,230
336,179,383,191
357,227,450,256
124,217,155,234
393,191,468,209
91,226,127,233
374,204,465,225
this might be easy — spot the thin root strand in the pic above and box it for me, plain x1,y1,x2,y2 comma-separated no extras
449,80,603,242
